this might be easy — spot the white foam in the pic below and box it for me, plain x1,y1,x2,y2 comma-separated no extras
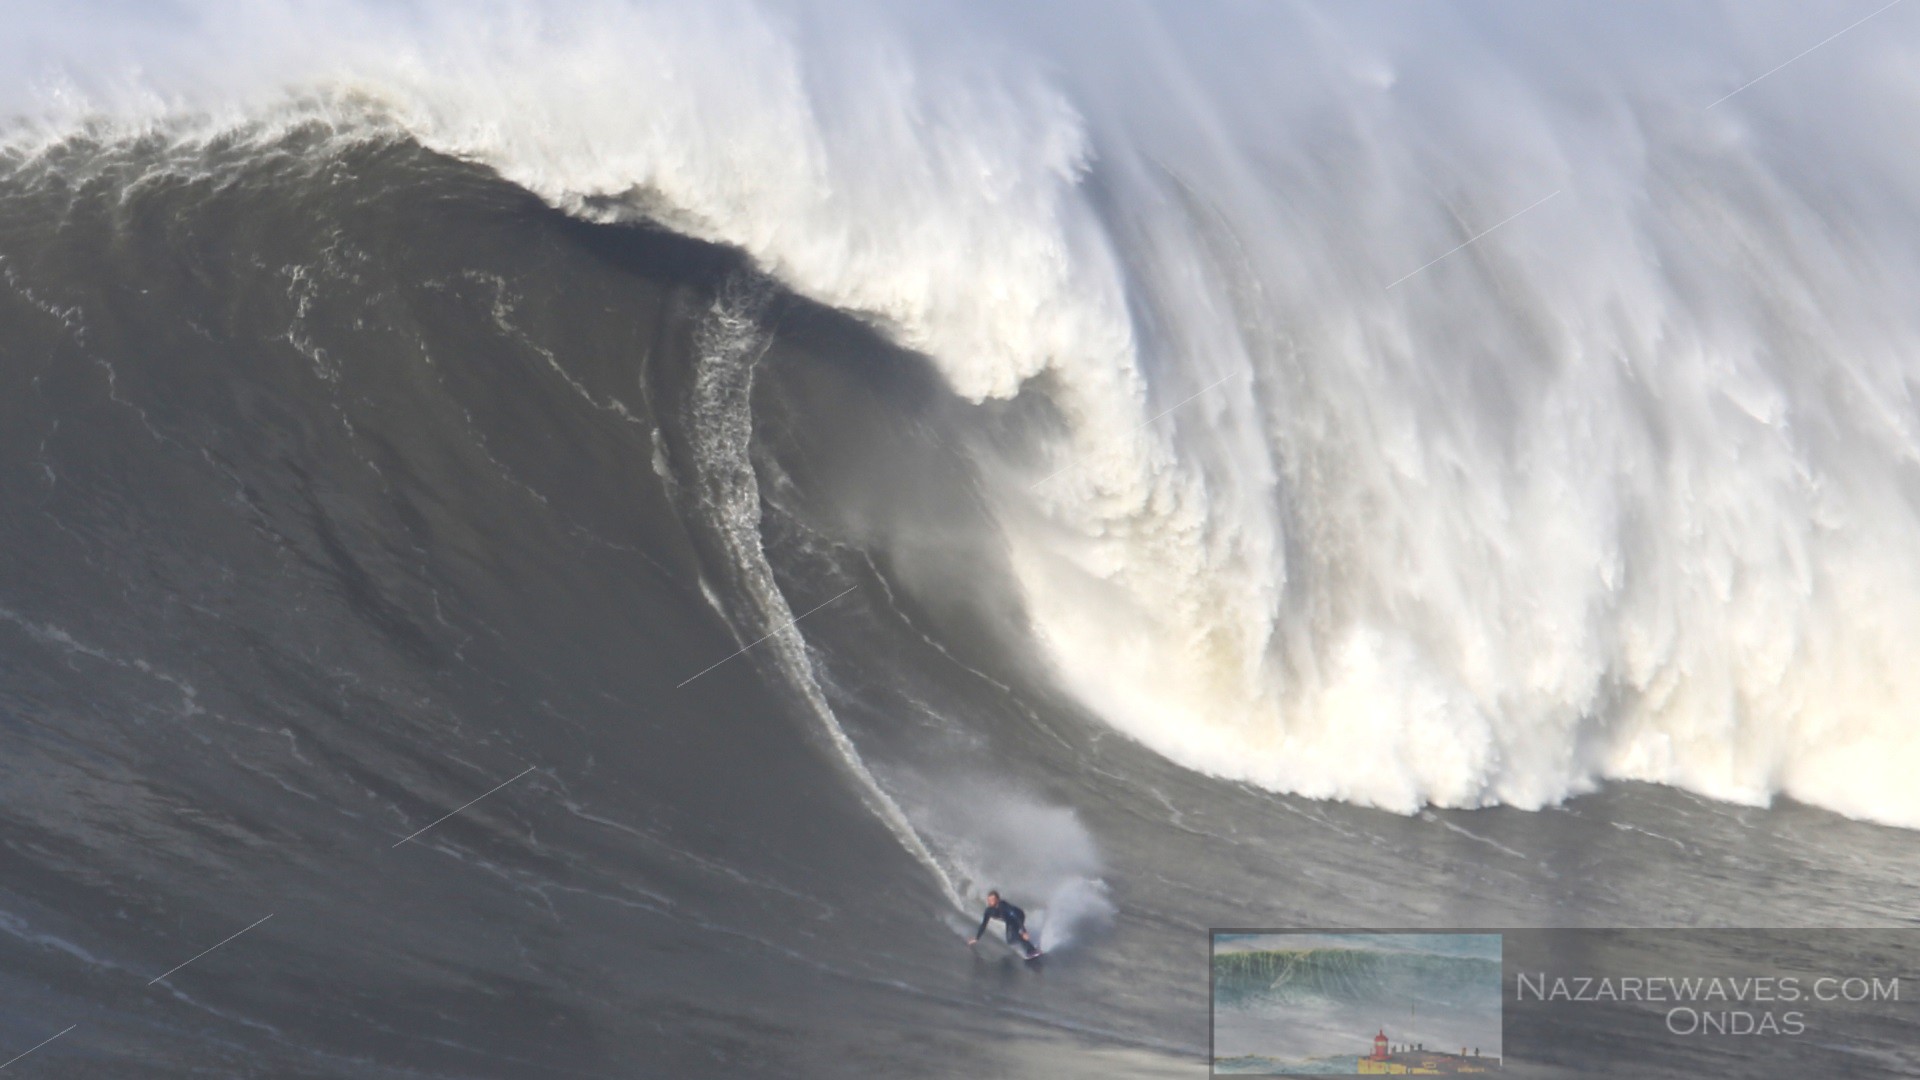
10,1,1920,826
682,277,965,909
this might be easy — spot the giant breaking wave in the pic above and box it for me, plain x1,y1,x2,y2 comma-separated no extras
9,0,1920,826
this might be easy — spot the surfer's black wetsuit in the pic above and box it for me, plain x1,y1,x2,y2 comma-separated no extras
975,899,1038,956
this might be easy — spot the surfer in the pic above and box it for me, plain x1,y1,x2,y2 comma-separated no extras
967,890,1039,958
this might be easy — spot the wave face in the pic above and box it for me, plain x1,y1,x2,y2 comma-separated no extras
11,3,1920,828
0,128,1177,1076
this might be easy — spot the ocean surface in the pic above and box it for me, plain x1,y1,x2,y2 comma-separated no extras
3,2,1919,1076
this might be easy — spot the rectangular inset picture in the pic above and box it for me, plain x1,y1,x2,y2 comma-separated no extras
1212,931,1503,1075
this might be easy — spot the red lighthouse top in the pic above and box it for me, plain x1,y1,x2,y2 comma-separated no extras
1372,1030,1389,1061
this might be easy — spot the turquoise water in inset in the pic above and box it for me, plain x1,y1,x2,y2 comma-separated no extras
1213,933,1502,1073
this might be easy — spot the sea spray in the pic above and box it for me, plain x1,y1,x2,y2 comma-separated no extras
911,775,1114,950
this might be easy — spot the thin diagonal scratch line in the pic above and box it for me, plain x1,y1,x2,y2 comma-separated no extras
0,1024,75,1070
392,767,536,848
147,915,273,986
676,585,858,688
1029,372,1239,491
1386,189,1562,291
1707,0,1906,109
